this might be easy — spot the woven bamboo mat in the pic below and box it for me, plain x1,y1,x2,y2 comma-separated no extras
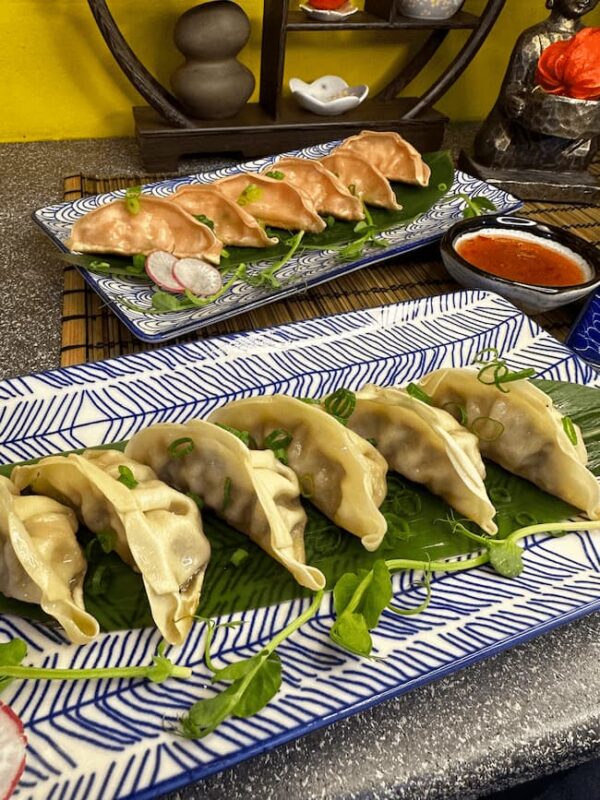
60,174,600,367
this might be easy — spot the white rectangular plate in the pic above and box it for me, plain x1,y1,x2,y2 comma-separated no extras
2,290,599,800
33,142,520,342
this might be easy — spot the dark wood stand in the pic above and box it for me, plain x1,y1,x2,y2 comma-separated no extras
89,0,507,171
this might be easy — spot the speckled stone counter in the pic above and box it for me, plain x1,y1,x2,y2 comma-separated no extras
0,133,598,800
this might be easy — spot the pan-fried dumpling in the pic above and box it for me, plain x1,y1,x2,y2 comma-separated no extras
12,451,211,646
336,131,431,187
214,173,326,233
67,196,223,264
125,420,325,591
320,152,401,211
346,385,497,535
265,158,364,221
209,396,388,551
169,184,278,248
0,476,99,645
419,368,600,520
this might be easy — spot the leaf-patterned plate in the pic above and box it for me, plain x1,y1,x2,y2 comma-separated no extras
32,141,521,342
1,290,599,800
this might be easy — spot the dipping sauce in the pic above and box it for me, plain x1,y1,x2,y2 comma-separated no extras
455,230,588,287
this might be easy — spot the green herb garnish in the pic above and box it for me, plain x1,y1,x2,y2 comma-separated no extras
442,401,468,425
470,416,505,442
237,183,262,206
125,186,142,215
117,464,138,489
264,429,293,465
322,388,356,425
238,231,304,290
96,529,118,554
562,416,578,446
299,473,314,498
168,437,195,459
265,170,285,180
179,590,323,738
473,349,535,393
194,214,215,230
406,383,434,406
216,423,257,449
132,253,147,272
230,548,249,567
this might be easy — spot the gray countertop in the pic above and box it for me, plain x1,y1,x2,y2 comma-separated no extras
0,134,599,800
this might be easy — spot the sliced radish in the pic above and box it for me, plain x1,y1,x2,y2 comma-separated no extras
145,251,185,293
173,258,223,297
0,702,26,800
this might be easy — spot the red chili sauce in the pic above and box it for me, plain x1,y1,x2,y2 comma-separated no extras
455,233,586,287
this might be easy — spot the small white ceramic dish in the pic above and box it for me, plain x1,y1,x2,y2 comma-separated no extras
299,1,358,21
289,75,368,116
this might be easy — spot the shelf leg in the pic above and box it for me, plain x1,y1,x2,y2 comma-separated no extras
259,0,289,119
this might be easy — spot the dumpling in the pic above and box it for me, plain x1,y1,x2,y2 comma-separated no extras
320,152,401,211
125,420,325,591
12,451,211,646
67,196,223,264
169,184,278,248
214,173,326,233
419,368,600,520
209,396,388,551
336,130,431,187
346,385,497,535
265,158,364,221
0,476,99,644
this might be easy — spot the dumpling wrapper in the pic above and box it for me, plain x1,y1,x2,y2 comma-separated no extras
0,476,99,645
320,152,401,211
420,368,600,520
348,384,497,535
67,196,223,264
209,395,388,551
12,451,211,646
125,420,324,592
214,173,326,233
265,158,364,221
336,130,431,187
169,184,278,248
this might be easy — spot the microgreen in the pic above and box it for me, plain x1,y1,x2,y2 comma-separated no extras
179,590,323,738
238,231,305,289
0,638,190,689
184,263,248,307
117,464,138,489
168,437,195,459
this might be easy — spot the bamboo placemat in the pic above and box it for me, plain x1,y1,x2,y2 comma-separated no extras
60,174,600,367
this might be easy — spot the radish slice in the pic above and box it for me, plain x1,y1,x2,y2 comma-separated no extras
145,251,185,293
173,258,223,297
0,702,26,800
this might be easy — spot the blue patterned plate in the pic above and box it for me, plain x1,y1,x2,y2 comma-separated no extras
33,142,521,342
566,289,600,368
2,290,599,800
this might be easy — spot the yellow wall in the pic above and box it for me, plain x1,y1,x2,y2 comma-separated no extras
2,0,599,142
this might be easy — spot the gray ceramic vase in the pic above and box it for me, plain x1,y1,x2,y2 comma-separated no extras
171,0,255,120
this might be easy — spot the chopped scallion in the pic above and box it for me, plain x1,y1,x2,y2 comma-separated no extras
237,183,262,206
406,383,434,406
322,388,356,424
168,437,195,459
117,465,138,489
264,429,293,465
265,170,285,180
562,416,578,445
470,416,505,442
125,186,142,215
230,548,249,567
442,401,468,426
216,423,257,449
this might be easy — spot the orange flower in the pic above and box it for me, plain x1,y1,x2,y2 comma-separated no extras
535,27,600,101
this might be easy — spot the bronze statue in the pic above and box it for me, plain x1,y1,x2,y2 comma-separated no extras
475,0,600,171
463,0,600,201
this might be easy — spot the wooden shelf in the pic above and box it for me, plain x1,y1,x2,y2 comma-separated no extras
134,98,448,171
286,10,480,31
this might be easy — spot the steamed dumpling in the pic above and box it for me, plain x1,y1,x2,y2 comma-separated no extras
67,196,223,264
12,450,211,646
214,173,326,233
336,131,431,187
125,420,324,591
420,368,600,520
347,385,497,535
169,184,279,248
0,476,99,645
320,152,401,211
209,395,388,551
266,158,364,221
